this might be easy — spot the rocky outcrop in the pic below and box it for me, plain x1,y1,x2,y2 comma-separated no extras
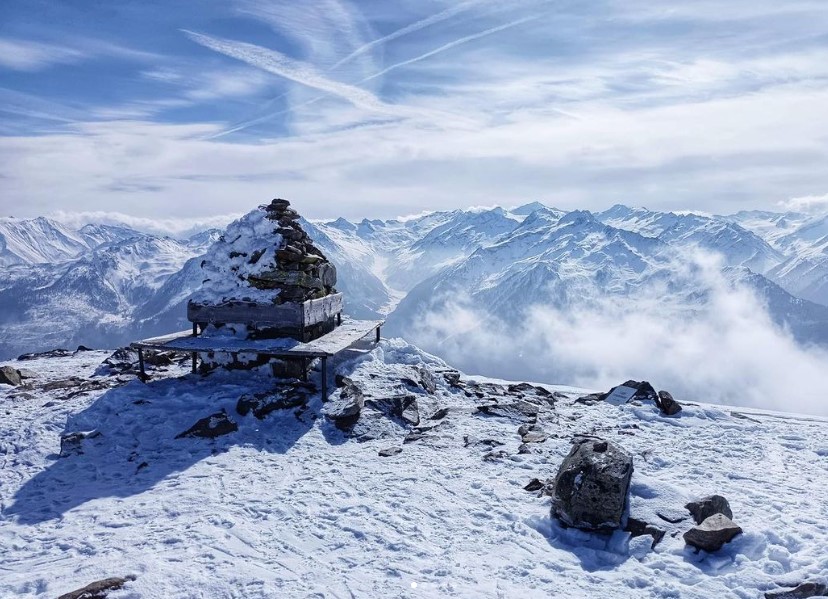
551,437,633,531
237,387,309,419
175,410,238,439
367,395,420,426
685,495,733,523
322,381,365,423
683,513,742,552
57,575,136,599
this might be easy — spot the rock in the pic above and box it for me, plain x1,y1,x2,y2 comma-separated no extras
518,443,533,454
367,395,420,426
57,575,136,599
551,437,634,532
656,390,682,415
417,366,438,394
322,382,365,421
764,582,828,599
624,517,666,549
685,494,733,524
521,431,548,443
683,513,742,552
378,447,403,457
0,365,22,386
60,430,102,457
176,410,238,439
16,368,37,379
443,372,463,388
475,401,539,421
524,478,545,492
17,348,73,360
403,432,425,444
429,407,450,420
237,389,308,419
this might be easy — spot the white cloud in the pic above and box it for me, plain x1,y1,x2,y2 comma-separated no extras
778,193,828,215
403,252,828,416
49,210,239,238
0,38,86,71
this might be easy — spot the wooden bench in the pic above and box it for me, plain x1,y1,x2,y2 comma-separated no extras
130,318,383,400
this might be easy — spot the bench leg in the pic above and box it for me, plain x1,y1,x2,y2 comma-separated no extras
321,357,328,401
137,349,146,382
337,313,342,326
301,358,308,382
192,322,198,336
191,352,197,374
376,325,381,343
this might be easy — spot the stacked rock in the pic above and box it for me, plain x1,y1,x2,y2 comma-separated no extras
247,199,337,303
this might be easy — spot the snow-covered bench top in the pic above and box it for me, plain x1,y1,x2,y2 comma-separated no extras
131,318,383,358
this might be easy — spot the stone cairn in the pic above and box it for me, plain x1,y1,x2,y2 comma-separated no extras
248,199,337,303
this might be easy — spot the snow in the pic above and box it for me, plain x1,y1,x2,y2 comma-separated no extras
191,208,284,305
2,342,827,598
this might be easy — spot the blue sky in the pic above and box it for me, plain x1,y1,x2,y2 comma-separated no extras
1,0,828,225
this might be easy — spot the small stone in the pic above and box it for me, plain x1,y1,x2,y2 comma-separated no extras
685,495,733,524
176,410,238,439
322,382,365,420
378,447,403,457
624,517,666,549
429,407,450,420
57,575,136,599
683,513,742,552
524,478,545,492
521,431,548,444
764,582,828,599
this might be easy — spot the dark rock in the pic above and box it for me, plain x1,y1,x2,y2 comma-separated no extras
475,401,539,421
322,382,365,420
0,365,22,386
367,395,420,426
379,447,403,457
75,345,94,353
237,389,308,419
17,348,73,360
463,436,504,448
524,478,545,492
403,432,425,444
656,390,682,415
60,430,102,457
685,495,733,524
575,392,604,405
334,374,350,388
429,407,450,420
518,443,533,454
521,431,548,444
625,517,666,548
551,437,633,531
57,575,136,599
765,582,828,599
443,372,463,388
683,513,742,552
176,410,238,439
417,367,438,394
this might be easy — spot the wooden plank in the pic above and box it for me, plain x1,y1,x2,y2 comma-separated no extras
292,319,383,357
187,293,343,328
302,294,343,325
130,318,382,358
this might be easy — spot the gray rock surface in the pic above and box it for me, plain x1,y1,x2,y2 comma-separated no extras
57,575,136,599
551,437,634,531
59,430,102,457
322,382,365,421
683,513,743,552
0,365,22,386
657,390,682,415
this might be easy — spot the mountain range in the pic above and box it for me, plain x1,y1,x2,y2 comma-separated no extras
2,203,828,370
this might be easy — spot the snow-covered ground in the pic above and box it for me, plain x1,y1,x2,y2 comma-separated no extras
1,341,827,598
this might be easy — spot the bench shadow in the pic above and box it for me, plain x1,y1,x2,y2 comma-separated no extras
5,368,329,525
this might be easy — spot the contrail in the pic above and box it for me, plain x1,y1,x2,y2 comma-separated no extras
330,1,483,70
360,15,539,83
183,30,409,117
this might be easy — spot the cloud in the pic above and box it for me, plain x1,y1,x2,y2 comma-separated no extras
402,251,828,416
331,1,483,69
0,38,86,71
49,210,238,238
183,30,417,118
778,193,828,215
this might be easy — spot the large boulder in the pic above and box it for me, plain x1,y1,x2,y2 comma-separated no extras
656,390,682,415
551,437,634,531
0,365,22,386
685,495,733,524
683,513,742,552
322,381,365,422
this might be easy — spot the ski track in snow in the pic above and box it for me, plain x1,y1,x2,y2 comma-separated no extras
1,344,827,598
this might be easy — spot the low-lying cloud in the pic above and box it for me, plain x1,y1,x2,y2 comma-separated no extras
403,254,828,416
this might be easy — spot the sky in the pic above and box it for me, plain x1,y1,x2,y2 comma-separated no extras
1,0,828,222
